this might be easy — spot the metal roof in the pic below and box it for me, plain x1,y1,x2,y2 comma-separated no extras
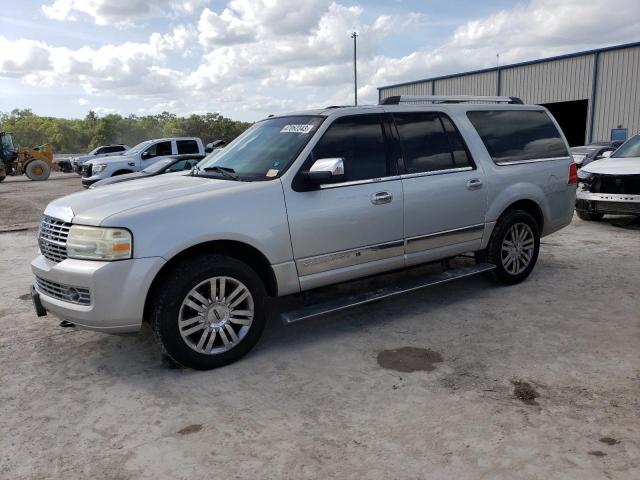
378,40,640,91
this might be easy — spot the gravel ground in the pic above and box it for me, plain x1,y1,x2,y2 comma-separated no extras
0,175,638,479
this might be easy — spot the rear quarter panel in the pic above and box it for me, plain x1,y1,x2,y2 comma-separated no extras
448,106,576,239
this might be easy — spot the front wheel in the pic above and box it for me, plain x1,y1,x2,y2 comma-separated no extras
476,209,540,285
25,159,51,181
151,254,267,370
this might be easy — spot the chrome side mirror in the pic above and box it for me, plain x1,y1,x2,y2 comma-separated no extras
304,158,345,184
600,150,612,158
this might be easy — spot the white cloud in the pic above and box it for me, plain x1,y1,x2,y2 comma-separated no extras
3,0,639,119
42,0,210,26
74,98,90,105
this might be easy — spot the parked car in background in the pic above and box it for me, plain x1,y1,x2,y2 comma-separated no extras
72,144,129,173
576,133,640,220
31,96,576,370
81,137,204,187
205,140,226,153
570,141,622,169
89,155,204,188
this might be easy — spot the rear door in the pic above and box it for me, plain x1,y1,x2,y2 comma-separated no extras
390,111,488,266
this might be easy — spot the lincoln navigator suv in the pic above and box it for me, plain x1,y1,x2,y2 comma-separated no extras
31,96,577,370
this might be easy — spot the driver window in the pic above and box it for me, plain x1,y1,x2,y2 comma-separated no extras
145,141,172,158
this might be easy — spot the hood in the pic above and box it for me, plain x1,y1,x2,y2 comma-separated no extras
581,157,640,175
90,171,144,188
85,153,135,166
45,173,253,225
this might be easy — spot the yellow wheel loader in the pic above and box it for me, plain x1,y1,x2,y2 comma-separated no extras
0,132,55,182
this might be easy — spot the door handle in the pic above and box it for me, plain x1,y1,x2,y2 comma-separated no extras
466,178,483,190
371,191,393,205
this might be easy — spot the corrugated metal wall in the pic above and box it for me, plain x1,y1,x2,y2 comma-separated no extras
434,71,497,96
592,45,640,141
500,56,593,104
379,81,432,101
378,43,640,144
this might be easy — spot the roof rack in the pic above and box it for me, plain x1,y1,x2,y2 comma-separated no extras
380,95,524,105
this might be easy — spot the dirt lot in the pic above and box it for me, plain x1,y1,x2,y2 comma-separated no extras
1,175,639,479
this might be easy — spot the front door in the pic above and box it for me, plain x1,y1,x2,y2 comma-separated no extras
284,113,404,291
389,111,488,266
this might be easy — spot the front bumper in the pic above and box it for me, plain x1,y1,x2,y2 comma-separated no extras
81,176,100,188
576,190,640,215
31,254,166,333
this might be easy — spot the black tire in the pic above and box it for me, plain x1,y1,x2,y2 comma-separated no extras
25,160,51,181
576,210,604,221
476,209,540,285
151,254,267,370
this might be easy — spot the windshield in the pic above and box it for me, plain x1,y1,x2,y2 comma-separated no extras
142,158,174,173
197,116,324,180
612,135,640,158
127,140,154,156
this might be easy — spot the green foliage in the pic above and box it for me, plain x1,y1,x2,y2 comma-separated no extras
0,110,251,153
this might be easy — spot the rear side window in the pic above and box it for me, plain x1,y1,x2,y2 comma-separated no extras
177,140,199,154
467,110,568,164
393,112,472,173
312,114,393,181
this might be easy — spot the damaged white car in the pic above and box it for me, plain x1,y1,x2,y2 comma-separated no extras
576,134,640,220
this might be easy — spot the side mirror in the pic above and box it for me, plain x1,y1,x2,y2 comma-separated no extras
141,151,151,160
303,158,345,185
600,150,612,158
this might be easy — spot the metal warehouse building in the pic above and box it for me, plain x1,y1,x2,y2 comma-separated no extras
378,41,640,147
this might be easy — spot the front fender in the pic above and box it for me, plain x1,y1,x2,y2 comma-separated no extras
103,179,294,266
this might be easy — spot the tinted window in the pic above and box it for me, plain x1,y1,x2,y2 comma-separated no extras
167,159,193,172
467,110,568,163
441,115,472,168
95,147,107,155
312,114,391,181
394,112,453,173
107,146,126,153
177,140,199,154
145,141,172,158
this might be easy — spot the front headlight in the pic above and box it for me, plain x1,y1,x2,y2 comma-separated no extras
577,169,594,182
67,226,132,261
93,164,108,174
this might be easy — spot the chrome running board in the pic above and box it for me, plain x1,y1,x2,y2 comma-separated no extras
280,262,496,324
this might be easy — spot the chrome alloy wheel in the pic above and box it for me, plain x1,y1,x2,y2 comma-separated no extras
500,223,535,275
178,276,254,355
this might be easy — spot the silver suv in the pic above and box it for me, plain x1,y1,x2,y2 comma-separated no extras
31,96,576,369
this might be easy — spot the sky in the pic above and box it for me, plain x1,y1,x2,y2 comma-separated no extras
0,0,639,121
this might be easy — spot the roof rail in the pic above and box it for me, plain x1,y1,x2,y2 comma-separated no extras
380,95,524,105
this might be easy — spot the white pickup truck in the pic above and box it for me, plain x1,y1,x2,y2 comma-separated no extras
81,137,204,187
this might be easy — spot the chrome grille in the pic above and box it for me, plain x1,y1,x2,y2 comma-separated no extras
82,164,93,178
39,216,71,263
35,276,91,305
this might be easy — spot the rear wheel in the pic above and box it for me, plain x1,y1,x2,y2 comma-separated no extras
25,160,51,181
477,209,540,285
576,210,604,221
0,162,6,182
152,254,267,370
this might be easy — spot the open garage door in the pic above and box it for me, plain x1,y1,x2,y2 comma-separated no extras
540,99,588,147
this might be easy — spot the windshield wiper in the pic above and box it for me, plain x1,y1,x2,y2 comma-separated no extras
203,166,240,181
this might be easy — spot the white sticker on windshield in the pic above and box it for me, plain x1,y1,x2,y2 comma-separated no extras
280,124,314,134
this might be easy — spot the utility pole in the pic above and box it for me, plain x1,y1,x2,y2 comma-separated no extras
351,31,358,106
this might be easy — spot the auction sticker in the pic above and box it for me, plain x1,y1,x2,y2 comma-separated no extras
281,124,314,133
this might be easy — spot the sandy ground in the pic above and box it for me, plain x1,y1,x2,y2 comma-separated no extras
0,175,638,479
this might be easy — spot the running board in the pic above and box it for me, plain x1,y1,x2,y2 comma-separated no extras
280,262,496,324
